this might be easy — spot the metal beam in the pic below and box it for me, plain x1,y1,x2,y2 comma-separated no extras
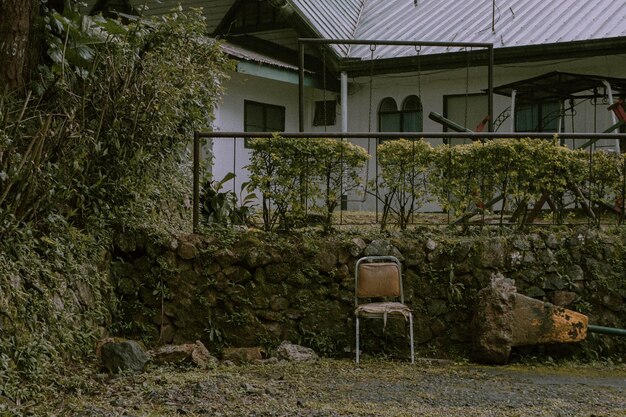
196,131,626,140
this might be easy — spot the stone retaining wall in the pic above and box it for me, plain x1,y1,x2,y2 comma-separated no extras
111,227,626,359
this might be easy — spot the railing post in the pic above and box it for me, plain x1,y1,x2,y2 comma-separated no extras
488,45,494,132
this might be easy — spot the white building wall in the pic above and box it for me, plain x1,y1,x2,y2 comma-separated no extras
211,54,626,213
210,70,340,199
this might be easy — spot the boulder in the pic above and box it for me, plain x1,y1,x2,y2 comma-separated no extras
275,341,318,363
98,338,149,374
472,275,588,364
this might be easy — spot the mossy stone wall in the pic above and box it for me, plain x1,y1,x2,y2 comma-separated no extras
111,227,626,359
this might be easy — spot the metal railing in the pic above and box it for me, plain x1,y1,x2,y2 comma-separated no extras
193,131,626,233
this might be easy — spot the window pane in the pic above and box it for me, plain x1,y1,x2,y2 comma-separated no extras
541,101,560,132
402,111,422,132
379,97,398,112
265,106,285,132
402,95,422,111
515,103,538,132
245,102,264,132
380,113,401,132
313,100,336,126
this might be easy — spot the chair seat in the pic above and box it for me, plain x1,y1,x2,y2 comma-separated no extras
355,302,412,321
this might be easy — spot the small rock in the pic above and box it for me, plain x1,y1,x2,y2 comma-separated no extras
151,341,217,369
270,296,290,312
602,292,623,312
275,341,318,363
525,286,546,298
177,241,198,260
550,291,577,307
425,239,438,252
222,347,264,364
363,239,403,260
349,238,367,257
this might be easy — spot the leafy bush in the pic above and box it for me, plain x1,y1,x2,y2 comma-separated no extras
430,139,588,224
247,136,369,231
374,139,432,230
586,150,626,219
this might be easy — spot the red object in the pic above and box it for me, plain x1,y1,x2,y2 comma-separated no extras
608,99,626,122
474,115,491,132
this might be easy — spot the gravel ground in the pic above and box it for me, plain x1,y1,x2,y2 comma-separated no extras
21,358,626,417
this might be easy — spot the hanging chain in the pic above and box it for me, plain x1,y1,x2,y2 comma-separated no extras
322,46,327,133
416,46,422,102
368,45,376,133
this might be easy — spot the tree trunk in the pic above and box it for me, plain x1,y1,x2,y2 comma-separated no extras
0,0,38,93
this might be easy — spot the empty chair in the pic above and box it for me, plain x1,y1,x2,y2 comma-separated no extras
354,255,414,364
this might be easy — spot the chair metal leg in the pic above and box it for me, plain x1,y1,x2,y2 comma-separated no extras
409,313,415,364
355,315,360,364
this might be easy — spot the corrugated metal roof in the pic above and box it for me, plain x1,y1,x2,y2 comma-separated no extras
289,0,365,55
290,0,626,59
222,42,300,70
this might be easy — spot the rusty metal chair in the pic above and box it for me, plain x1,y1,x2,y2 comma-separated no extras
354,256,414,364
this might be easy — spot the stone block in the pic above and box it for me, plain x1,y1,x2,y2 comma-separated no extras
472,275,588,364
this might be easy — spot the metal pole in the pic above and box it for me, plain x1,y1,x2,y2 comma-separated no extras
193,131,200,234
488,45,494,132
510,89,516,132
341,71,348,133
588,324,626,336
198,131,626,140
299,38,492,48
299,43,305,132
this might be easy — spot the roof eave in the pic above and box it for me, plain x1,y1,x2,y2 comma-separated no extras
340,37,626,76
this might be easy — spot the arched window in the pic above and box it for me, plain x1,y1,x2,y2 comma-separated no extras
378,97,399,132
401,95,423,132
378,96,423,133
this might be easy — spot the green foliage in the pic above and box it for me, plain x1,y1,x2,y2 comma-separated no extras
247,136,369,231
0,6,231,404
374,139,432,230
200,173,256,226
429,138,587,225
587,150,626,218
1,7,231,232
307,138,369,230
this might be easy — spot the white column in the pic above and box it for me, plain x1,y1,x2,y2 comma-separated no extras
603,80,620,153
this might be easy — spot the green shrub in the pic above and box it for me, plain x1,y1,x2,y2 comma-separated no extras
374,139,432,230
248,136,369,231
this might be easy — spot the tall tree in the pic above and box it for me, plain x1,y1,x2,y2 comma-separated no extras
0,0,39,93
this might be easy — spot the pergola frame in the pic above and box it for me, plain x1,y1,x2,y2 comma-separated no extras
297,38,495,132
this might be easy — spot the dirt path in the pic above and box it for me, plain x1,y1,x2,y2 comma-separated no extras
29,359,626,416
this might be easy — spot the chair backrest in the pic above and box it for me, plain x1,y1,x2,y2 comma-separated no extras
355,256,403,305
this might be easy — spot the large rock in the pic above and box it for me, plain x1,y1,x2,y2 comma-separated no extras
151,341,217,368
472,275,588,364
472,276,517,364
275,341,318,363
98,338,149,374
